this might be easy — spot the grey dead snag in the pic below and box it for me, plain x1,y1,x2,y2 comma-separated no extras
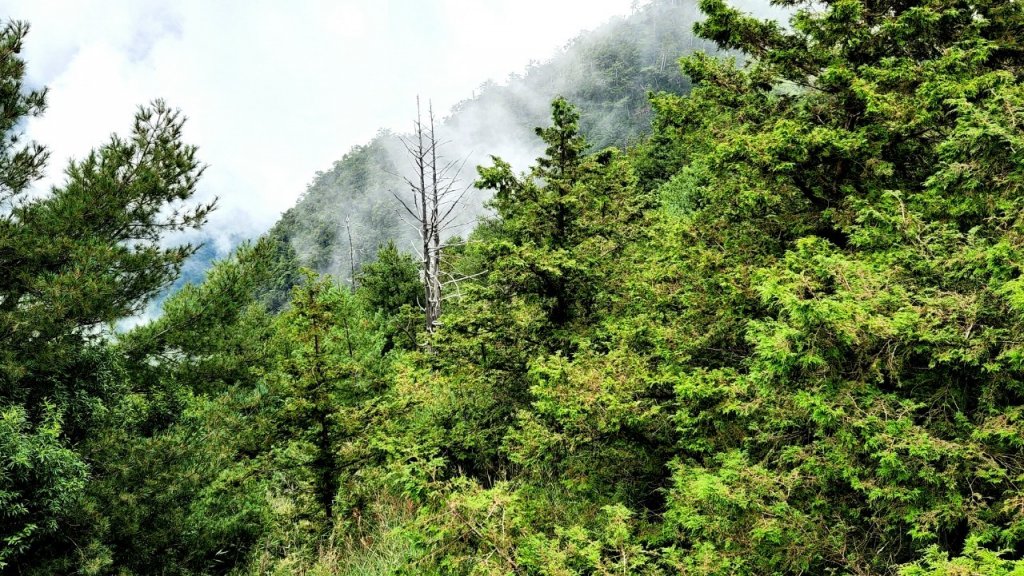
344,214,357,293
391,97,472,341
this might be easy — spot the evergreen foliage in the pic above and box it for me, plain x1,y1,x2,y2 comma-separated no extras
7,0,1024,573
0,20,213,570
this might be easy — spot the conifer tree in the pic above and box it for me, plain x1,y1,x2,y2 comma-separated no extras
476,97,590,326
271,272,385,527
648,0,1024,572
0,19,213,567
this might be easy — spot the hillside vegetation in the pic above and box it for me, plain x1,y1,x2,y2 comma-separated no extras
3,0,1024,574
268,0,714,288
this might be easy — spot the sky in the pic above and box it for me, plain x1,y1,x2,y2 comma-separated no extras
5,0,638,250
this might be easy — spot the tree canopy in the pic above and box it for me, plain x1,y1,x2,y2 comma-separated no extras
5,0,1024,573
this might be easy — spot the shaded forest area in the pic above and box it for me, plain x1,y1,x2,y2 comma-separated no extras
3,0,1024,574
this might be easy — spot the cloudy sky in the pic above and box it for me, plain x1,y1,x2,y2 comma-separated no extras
5,0,638,248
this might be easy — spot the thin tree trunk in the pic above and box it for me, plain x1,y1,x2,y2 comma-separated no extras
416,97,433,334
345,215,356,293
428,103,442,329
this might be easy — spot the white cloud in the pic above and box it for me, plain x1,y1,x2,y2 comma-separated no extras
4,0,636,240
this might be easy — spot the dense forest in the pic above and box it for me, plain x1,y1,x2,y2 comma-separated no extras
3,0,1024,574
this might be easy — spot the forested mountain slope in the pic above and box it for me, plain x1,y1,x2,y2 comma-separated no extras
149,0,712,317
5,0,1024,574
268,0,715,285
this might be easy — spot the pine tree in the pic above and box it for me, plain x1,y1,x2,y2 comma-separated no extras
357,240,421,351
0,19,213,567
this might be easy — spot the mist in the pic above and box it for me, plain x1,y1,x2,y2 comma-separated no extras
4,0,639,256
278,0,747,282
4,0,788,291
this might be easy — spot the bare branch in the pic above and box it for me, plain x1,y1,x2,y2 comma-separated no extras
390,189,420,221
389,97,477,342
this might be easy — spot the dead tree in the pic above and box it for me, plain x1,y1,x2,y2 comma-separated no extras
344,214,358,293
392,97,471,336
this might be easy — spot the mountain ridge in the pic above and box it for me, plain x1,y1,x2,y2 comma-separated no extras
257,0,716,290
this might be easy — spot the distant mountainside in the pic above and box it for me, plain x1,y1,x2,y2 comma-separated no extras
264,0,717,285
158,0,717,306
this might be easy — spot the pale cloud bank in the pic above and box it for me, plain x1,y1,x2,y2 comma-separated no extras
4,0,637,248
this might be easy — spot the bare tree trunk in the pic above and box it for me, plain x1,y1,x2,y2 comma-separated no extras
416,98,433,334
428,103,442,331
392,97,473,344
345,215,357,293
